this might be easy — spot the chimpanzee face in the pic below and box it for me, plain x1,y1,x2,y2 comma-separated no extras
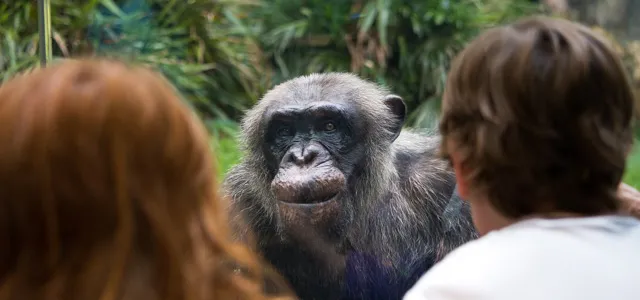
263,101,364,180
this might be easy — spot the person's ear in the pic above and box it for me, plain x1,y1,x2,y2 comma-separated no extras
448,144,470,200
452,160,470,200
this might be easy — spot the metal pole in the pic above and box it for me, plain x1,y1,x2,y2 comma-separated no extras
37,0,52,66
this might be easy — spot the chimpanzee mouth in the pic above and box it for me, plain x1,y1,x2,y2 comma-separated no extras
276,192,342,229
279,192,340,208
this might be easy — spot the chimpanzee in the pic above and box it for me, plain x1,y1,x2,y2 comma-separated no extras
223,73,477,300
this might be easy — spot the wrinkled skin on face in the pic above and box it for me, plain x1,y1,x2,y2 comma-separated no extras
263,101,370,239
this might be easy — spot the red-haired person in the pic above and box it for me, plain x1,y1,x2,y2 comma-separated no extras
0,59,292,300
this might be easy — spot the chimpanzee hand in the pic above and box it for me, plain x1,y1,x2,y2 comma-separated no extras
618,182,640,218
284,214,347,274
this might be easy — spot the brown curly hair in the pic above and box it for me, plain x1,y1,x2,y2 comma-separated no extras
0,58,293,300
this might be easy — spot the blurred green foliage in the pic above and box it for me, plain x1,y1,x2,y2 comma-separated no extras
1,0,541,128
247,0,541,128
3,0,640,188
0,0,263,123
624,145,640,189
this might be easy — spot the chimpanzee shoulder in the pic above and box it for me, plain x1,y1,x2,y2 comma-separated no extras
392,130,457,201
390,130,478,256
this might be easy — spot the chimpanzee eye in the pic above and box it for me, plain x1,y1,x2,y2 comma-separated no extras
323,122,336,132
276,126,293,137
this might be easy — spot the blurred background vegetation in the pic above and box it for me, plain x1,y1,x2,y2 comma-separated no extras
2,0,640,187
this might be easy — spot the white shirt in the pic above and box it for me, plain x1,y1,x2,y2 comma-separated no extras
404,215,640,300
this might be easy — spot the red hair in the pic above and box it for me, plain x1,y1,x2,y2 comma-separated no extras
0,59,291,300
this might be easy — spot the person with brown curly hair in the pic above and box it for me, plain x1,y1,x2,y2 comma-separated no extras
404,16,640,300
0,58,293,300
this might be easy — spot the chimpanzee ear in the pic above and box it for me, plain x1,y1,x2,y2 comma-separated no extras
384,94,406,142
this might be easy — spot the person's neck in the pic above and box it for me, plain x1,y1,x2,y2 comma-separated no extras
520,211,587,221
474,201,599,235
486,212,587,235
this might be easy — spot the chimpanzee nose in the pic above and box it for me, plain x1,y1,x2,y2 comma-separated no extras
287,144,322,166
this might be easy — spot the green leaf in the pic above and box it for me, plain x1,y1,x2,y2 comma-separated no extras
98,0,125,18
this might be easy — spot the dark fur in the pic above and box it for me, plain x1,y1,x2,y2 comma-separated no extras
224,73,477,299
